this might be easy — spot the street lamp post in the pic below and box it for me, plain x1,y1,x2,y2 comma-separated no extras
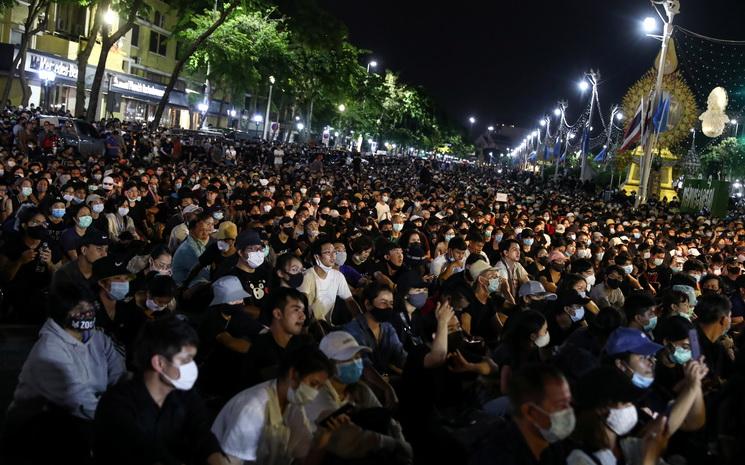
637,0,680,206
367,60,378,73
579,70,599,180
468,116,476,138
262,75,275,140
554,102,567,178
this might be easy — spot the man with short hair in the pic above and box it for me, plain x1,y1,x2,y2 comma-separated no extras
51,229,109,302
695,294,735,381
227,228,272,317
244,288,308,386
623,292,658,334
470,364,573,465
430,236,467,280
493,239,530,305
299,236,360,323
94,317,229,465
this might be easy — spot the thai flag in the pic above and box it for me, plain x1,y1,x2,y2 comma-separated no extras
619,97,646,152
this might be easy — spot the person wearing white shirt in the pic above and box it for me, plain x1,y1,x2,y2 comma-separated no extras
299,237,361,323
431,236,468,281
375,192,391,222
211,345,337,464
493,239,530,306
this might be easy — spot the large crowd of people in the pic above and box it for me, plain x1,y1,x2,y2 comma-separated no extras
1,104,745,465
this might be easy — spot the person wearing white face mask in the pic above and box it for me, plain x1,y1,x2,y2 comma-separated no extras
299,237,361,323
568,366,671,465
94,317,229,465
213,343,340,464
471,364,575,464
225,228,272,320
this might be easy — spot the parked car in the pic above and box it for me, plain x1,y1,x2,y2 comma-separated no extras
39,116,105,157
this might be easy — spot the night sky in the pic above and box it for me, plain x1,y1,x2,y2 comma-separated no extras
319,0,745,132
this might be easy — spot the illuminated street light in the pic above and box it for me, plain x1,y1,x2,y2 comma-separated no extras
642,17,658,33
616,112,624,121
252,114,263,123
338,103,346,112
103,9,118,26
468,116,476,124
553,108,562,117
367,60,378,73
487,125,494,131
197,102,208,112
578,80,590,92
539,119,546,127
296,123,304,131
229,109,237,117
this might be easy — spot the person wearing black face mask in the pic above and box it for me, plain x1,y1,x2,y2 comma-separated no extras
270,217,299,256
0,206,60,323
343,282,408,376
274,254,305,289
589,265,626,309
3,284,125,464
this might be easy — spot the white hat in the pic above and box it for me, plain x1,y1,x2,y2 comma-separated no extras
469,260,497,281
210,276,251,306
182,204,202,215
688,248,701,257
319,331,371,361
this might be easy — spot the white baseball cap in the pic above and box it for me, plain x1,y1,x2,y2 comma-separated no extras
319,331,371,361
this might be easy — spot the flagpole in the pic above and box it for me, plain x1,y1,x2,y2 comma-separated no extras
637,0,679,207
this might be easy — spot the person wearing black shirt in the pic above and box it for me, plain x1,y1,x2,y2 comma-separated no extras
269,216,298,257
94,317,228,465
243,288,307,387
470,364,572,465
51,228,109,303
226,229,272,318
694,294,735,386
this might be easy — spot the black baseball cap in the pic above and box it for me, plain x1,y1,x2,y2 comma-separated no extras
81,229,109,247
92,255,132,282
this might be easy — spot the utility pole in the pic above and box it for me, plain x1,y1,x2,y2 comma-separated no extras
637,0,679,206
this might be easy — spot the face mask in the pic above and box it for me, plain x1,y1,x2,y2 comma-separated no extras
72,197,84,204
444,234,455,243
488,278,500,293
334,251,347,267
606,405,638,436
595,252,605,262
523,238,534,246
263,205,272,213
585,274,596,290
633,233,641,239
713,268,722,276
146,298,166,312
494,234,503,242
408,292,428,309
78,215,93,228
300,187,308,195
217,240,230,252
392,223,404,233
577,249,591,259
484,230,492,238
644,315,658,332
287,382,319,405
336,358,364,385
370,306,392,323
382,196,389,203
569,306,585,322
163,360,198,391
532,405,576,443
22,186,33,197
246,251,265,268
67,313,96,331
213,211,224,221
118,207,129,217
312,197,321,204
534,332,550,348
25,224,46,239
622,264,634,275
690,274,701,283
89,203,104,215
60,193,73,202
51,208,66,218
653,258,664,266
287,272,304,288
108,281,130,301
315,256,335,273
631,371,654,389
642,252,651,260
671,346,692,365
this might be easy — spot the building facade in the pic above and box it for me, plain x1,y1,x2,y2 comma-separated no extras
0,1,241,128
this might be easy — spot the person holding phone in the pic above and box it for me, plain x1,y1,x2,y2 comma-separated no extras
304,331,412,463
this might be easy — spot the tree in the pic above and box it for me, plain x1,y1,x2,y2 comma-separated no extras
0,0,53,106
74,0,103,117
700,137,745,180
85,0,146,120
150,0,243,128
181,8,291,123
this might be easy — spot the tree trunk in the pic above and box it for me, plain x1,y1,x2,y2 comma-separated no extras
85,0,142,121
307,97,314,136
75,3,106,117
150,1,240,129
1,0,50,106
